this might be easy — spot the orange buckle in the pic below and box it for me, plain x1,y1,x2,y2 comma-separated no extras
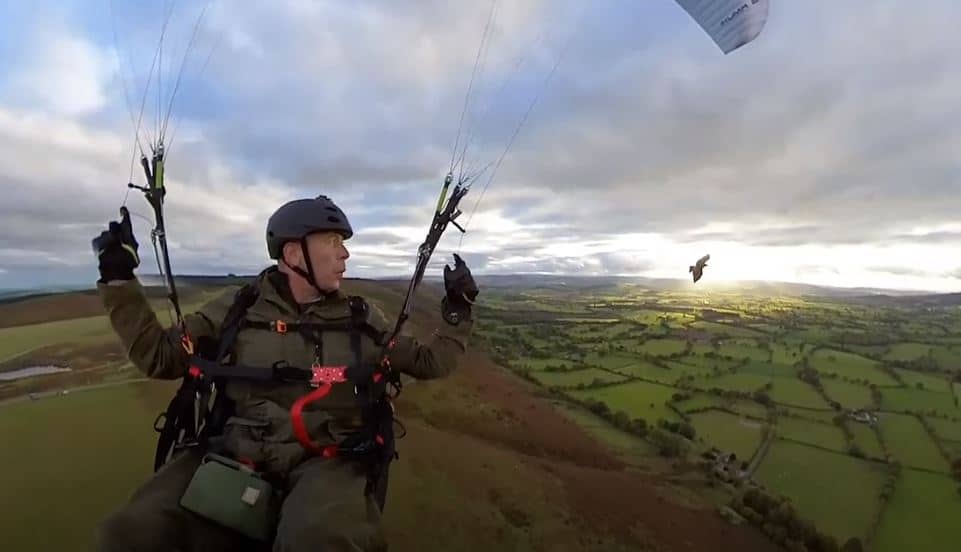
272,320,288,334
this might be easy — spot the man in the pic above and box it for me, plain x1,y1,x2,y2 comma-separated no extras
92,194,478,551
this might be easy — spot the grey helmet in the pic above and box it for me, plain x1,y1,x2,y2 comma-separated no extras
265,195,353,260
265,195,352,291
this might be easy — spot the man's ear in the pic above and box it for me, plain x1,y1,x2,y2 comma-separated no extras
281,240,302,267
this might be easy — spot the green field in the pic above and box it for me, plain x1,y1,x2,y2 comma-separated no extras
766,377,832,409
0,291,226,366
637,338,688,357
693,372,772,393
551,400,661,463
777,407,839,424
0,381,177,551
613,360,685,385
842,344,888,358
777,416,847,452
515,357,576,371
884,342,932,362
737,360,797,379
892,368,952,392
822,379,875,409
582,353,636,370
925,416,961,441
944,441,961,458
530,368,628,387
879,414,950,473
689,410,763,461
755,440,888,543
932,346,961,370
770,342,805,365
715,339,769,362
669,356,743,376
675,393,728,412
727,400,769,420
872,470,961,552
849,423,885,459
689,321,763,338
881,387,958,417
569,380,682,424
0,315,116,364
809,349,898,386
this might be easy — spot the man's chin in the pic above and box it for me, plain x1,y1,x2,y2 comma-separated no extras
322,278,342,292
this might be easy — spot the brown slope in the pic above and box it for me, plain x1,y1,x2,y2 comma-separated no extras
385,353,778,551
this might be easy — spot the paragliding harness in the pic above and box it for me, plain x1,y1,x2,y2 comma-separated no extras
153,270,402,520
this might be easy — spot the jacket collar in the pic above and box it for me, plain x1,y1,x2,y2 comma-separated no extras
257,265,346,316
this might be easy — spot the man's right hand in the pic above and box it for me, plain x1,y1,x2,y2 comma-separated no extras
92,207,141,283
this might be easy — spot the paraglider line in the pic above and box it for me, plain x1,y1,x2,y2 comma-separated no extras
458,28,574,250
450,0,498,175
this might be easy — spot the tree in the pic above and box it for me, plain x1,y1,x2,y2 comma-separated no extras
613,410,631,430
631,417,649,437
840,537,864,552
678,422,697,440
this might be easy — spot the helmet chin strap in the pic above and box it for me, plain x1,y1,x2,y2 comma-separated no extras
286,237,323,293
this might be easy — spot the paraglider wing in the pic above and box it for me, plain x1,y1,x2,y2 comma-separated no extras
674,0,769,54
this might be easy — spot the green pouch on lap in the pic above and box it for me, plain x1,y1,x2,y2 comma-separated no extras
179,453,280,542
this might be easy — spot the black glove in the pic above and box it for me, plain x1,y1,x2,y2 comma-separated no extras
92,207,141,283
441,253,478,325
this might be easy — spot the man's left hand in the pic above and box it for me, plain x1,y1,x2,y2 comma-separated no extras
441,253,478,325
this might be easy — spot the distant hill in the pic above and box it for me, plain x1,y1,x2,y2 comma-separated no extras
468,273,947,298
4,272,955,313
836,292,961,308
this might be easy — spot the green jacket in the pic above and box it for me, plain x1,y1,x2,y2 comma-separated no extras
99,268,473,474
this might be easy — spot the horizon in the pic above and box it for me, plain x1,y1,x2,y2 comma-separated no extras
1,1,959,293
1,269,954,298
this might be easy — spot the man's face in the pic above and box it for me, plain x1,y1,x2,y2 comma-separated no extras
287,232,349,292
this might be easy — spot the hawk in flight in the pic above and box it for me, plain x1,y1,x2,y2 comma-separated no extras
689,254,710,283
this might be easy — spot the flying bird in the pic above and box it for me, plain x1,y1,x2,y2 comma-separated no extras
689,254,710,283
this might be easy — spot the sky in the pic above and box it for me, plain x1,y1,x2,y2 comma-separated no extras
0,0,958,293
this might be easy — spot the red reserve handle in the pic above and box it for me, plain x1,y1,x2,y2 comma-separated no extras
290,365,348,456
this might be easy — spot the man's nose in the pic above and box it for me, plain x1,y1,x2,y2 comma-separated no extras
340,244,350,260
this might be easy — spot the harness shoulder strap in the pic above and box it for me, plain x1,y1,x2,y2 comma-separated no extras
215,283,261,362
153,282,261,472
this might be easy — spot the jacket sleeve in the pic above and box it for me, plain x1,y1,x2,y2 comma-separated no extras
97,279,233,379
368,301,474,380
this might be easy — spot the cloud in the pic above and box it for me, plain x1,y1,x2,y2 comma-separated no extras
4,29,117,116
0,0,960,294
